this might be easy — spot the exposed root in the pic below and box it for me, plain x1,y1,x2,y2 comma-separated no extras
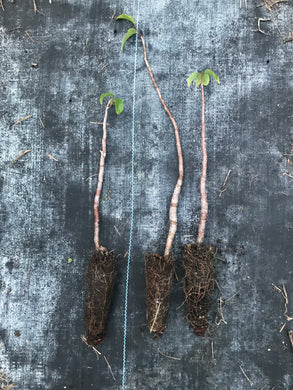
104,355,116,382
272,283,293,331
85,249,116,346
183,244,215,336
145,253,174,336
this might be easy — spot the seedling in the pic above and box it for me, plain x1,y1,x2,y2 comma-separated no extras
183,69,219,336
85,93,124,346
117,14,184,336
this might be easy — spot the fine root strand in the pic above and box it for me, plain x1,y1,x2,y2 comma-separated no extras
157,348,181,361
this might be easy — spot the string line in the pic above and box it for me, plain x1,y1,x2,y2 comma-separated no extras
122,1,140,388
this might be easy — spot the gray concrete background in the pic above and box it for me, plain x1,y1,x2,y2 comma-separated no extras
0,0,293,389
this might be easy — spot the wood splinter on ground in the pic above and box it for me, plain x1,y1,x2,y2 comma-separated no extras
10,150,31,167
264,0,288,11
32,0,42,14
15,114,32,125
39,118,45,128
0,369,14,390
157,348,181,360
253,18,271,35
46,153,58,162
3,385,15,390
219,169,231,197
25,30,34,42
239,0,247,9
288,330,293,348
240,365,254,386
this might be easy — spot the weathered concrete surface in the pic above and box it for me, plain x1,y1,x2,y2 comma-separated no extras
0,1,293,389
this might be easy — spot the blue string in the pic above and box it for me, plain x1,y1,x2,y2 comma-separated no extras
122,2,140,389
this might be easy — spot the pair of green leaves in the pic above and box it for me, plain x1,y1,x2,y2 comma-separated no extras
100,92,124,115
116,14,221,90
187,69,220,87
116,14,137,51
99,16,132,114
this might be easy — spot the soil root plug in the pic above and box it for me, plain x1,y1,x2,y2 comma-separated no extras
145,254,174,336
183,244,215,335
86,250,116,345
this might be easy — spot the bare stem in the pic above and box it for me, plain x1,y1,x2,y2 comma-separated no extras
94,101,111,251
140,35,184,260
197,84,208,244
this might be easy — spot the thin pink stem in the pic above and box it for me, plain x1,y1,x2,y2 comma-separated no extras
94,101,111,251
140,35,184,260
197,84,208,244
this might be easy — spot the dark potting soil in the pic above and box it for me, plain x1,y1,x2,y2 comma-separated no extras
145,253,174,337
183,243,215,336
85,249,116,346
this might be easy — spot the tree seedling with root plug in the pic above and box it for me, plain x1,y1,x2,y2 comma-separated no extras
85,92,124,346
183,69,220,336
117,14,184,337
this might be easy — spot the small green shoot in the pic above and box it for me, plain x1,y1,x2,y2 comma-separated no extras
99,92,124,115
116,14,136,26
187,69,220,88
116,14,138,51
68,258,73,264
99,92,114,104
121,28,137,51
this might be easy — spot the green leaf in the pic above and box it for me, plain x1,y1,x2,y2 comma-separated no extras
204,69,220,84
100,92,114,105
121,28,137,51
187,72,199,87
114,98,124,114
68,258,73,264
202,72,210,86
116,14,136,26
195,75,201,87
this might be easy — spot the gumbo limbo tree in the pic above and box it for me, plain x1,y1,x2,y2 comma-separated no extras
117,14,184,336
183,69,220,336
85,93,124,346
